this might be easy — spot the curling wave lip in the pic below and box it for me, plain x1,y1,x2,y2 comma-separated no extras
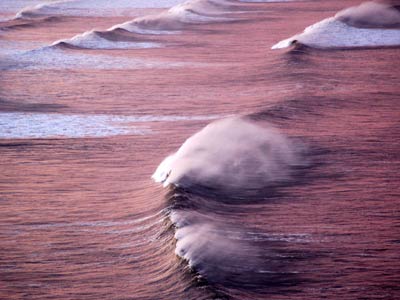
271,1,400,49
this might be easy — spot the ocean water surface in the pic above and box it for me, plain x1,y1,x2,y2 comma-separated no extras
1,0,399,299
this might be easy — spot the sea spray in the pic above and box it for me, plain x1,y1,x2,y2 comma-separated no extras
153,117,305,192
272,1,400,49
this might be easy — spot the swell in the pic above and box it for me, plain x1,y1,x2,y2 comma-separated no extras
48,0,256,49
51,29,162,50
0,16,61,31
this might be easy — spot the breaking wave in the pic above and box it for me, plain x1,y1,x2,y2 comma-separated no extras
153,117,305,192
272,1,400,49
50,0,244,49
153,117,309,289
13,0,183,18
52,30,161,50
0,47,193,70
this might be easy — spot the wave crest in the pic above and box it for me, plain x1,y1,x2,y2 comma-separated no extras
336,1,400,29
272,1,400,49
153,117,304,192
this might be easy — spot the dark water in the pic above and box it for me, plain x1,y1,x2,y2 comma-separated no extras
1,0,400,299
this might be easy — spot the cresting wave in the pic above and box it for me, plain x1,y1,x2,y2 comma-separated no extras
51,0,243,49
153,117,309,288
12,0,183,18
272,1,400,49
52,30,161,50
153,117,305,191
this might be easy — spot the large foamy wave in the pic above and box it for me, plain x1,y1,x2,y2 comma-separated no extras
153,117,309,287
272,1,400,49
153,117,305,192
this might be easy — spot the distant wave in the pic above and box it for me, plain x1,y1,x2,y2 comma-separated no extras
49,0,245,49
272,1,400,49
52,30,161,50
239,0,297,2
13,0,183,18
0,15,62,32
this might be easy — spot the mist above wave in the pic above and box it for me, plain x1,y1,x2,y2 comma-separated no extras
272,1,400,49
116,0,244,32
336,1,400,28
153,117,305,193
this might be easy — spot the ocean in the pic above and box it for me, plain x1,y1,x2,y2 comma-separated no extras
1,0,399,299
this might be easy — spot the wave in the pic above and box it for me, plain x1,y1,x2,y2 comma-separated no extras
153,118,309,289
336,1,400,29
112,0,243,33
13,0,183,19
109,0,242,34
52,30,161,50
168,205,308,288
239,0,297,2
0,15,61,31
272,1,400,49
153,117,305,192
48,0,244,49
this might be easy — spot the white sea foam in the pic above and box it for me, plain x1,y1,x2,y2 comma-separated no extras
239,0,295,2
14,0,184,18
0,40,46,56
272,17,400,49
108,0,236,35
336,2,400,28
44,0,239,48
109,21,181,35
52,30,161,49
0,112,148,139
272,2,400,49
153,117,304,190
0,47,194,70
0,112,221,139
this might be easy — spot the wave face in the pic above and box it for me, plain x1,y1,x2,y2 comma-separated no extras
272,1,400,49
153,117,304,192
169,206,308,288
